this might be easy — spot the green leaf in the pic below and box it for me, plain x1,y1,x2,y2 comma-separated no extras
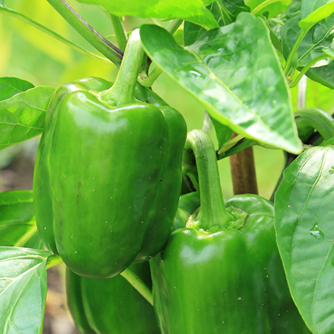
280,0,334,87
248,0,292,16
300,0,334,21
0,77,34,102
211,117,233,148
0,86,54,150
275,146,334,334
0,247,50,334
76,0,218,29
0,190,38,247
140,13,302,154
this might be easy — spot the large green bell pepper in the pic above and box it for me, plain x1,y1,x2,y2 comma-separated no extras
66,262,160,334
150,130,311,334
33,29,187,278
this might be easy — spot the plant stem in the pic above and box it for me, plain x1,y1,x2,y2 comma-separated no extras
99,29,144,105
110,14,127,51
290,54,329,87
46,0,123,66
284,29,307,76
121,268,153,305
138,19,183,87
229,134,258,195
183,130,233,230
0,6,108,62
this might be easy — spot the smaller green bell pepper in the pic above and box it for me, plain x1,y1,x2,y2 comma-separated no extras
66,262,160,334
150,130,311,334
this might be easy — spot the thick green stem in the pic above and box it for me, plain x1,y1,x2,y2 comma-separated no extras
290,54,329,87
183,130,233,230
121,268,153,306
295,107,334,142
46,0,122,66
284,29,307,76
99,29,144,105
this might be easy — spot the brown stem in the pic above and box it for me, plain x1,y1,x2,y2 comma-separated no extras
229,133,258,195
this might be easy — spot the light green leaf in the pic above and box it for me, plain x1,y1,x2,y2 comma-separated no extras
275,146,334,334
76,0,218,29
0,86,54,150
0,247,50,334
0,77,34,102
140,13,302,154
299,1,334,31
0,190,39,247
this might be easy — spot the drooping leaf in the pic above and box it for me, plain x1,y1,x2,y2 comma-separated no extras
275,146,334,334
76,0,218,29
140,13,302,154
0,247,50,334
0,190,37,247
0,77,34,102
0,86,54,150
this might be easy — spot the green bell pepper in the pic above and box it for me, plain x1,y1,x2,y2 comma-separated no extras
66,262,160,334
150,130,311,334
33,29,187,278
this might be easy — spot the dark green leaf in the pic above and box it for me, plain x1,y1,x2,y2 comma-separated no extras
184,0,240,46
0,86,54,150
275,146,334,334
140,13,302,154
76,0,218,29
280,0,334,87
0,247,50,334
0,190,38,247
0,77,34,102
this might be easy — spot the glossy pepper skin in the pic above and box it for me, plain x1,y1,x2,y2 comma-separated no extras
33,30,187,278
150,130,311,334
66,262,160,334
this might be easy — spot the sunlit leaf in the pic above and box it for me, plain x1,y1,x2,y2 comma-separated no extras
275,146,334,334
76,0,218,29
0,190,38,247
141,13,302,154
0,86,54,150
0,247,50,334
0,77,34,102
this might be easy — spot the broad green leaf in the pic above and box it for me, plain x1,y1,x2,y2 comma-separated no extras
0,247,50,334
140,13,302,154
0,190,37,247
0,86,54,150
247,0,292,16
275,147,334,334
0,77,34,102
299,1,334,30
76,0,219,30
300,0,334,19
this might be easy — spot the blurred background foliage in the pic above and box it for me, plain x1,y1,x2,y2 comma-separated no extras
1,0,334,198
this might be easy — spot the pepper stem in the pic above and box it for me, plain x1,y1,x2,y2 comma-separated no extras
100,29,144,106
183,130,233,230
